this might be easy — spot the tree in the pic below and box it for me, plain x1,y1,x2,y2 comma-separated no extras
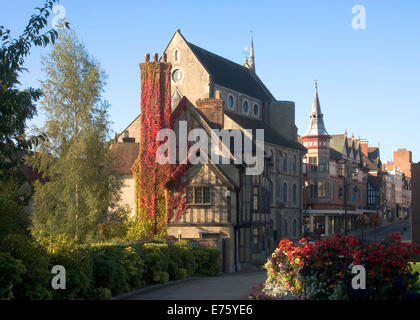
0,0,69,180
28,30,124,242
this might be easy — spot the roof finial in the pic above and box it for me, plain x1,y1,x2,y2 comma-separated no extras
314,79,318,90
249,30,255,72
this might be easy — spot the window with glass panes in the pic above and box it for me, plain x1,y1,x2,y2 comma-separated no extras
309,157,317,172
187,186,211,204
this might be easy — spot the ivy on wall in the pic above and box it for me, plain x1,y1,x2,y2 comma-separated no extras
132,60,190,237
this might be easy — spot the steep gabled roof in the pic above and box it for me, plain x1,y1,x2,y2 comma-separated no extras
225,111,306,151
362,154,378,171
330,134,347,155
186,42,274,102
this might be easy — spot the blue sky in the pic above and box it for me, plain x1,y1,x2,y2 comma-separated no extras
2,0,419,163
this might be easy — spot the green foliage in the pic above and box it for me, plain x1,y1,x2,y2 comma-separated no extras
89,244,144,296
1,235,220,299
28,29,125,243
0,0,69,179
124,218,147,240
141,243,169,284
1,233,52,299
192,247,221,276
0,251,26,299
168,240,195,279
0,179,27,231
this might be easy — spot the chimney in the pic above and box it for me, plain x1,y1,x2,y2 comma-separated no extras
195,98,224,128
360,139,368,157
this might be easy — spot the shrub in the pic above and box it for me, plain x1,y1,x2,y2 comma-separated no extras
192,247,220,276
89,245,138,296
0,251,26,300
1,233,52,299
140,243,169,284
168,240,195,280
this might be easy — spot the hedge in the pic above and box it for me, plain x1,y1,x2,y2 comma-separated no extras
0,236,221,300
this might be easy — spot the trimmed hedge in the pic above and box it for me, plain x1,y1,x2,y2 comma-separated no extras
0,236,220,300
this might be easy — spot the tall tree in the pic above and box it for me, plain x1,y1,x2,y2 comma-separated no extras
29,30,124,242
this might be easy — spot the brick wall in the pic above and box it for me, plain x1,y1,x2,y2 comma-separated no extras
394,149,412,178
195,97,224,128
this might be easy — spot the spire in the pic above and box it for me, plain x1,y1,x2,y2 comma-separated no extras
244,55,249,68
249,33,255,72
345,128,347,137
304,81,328,136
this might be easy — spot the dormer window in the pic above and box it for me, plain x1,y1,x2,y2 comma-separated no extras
227,94,235,110
242,100,249,114
253,103,259,117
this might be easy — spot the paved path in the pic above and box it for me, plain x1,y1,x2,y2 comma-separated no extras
125,271,266,300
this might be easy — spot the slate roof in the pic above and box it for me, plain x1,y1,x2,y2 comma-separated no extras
304,85,329,136
330,148,343,160
187,42,274,102
368,147,380,162
330,134,346,154
362,154,378,171
225,111,306,151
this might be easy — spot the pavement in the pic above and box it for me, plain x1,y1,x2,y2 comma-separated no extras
124,270,267,300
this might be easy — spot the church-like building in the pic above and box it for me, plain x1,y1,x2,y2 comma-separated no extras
111,30,306,272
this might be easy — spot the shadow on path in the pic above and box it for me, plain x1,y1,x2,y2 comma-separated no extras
125,270,267,300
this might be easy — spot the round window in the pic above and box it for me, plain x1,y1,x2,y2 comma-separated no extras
253,103,259,117
227,95,234,110
172,69,183,82
242,100,249,114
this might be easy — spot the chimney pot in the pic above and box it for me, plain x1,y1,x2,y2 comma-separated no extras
153,53,158,62
144,53,150,62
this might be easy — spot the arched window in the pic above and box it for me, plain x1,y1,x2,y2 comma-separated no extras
283,183,288,205
293,184,297,205
278,151,282,171
293,219,297,237
293,155,297,174
276,177,281,203
283,153,288,172
269,180,273,206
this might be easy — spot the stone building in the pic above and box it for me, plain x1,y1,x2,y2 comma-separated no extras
111,30,305,272
301,83,369,237
381,148,412,221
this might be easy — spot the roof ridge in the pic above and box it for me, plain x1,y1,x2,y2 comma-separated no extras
187,41,251,71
